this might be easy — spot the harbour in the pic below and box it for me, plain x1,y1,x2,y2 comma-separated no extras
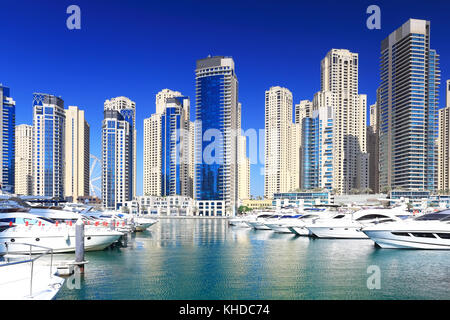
52,218,449,300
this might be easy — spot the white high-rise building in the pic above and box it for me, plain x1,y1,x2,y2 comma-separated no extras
64,106,90,202
319,49,368,194
264,86,300,199
379,19,440,192
33,93,65,198
102,96,135,209
15,124,33,195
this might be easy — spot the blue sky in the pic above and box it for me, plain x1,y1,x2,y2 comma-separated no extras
1,0,449,197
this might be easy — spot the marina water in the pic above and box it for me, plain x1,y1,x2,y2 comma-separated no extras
56,218,449,300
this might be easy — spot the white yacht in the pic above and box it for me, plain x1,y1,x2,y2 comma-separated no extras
0,243,64,300
305,208,409,239
246,213,283,230
134,216,158,231
228,213,259,227
288,212,342,236
362,210,450,249
0,212,123,254
264,214,303,233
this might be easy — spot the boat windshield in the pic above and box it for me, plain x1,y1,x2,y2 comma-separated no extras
414,210,450,221
299,214,318,219
280,215,302,219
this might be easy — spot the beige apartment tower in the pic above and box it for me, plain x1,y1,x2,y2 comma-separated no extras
64,106,90,201
438,80,450,192
319,49,368,194
264,86,300,199
15,124,33,195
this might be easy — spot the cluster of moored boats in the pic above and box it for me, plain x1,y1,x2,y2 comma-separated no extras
228,203,450,250
0,200,158,255
0,197,159,300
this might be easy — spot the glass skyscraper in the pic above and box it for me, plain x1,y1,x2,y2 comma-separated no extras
302,106,334,191
161,96,190,196
194,56,239,213
0,85,16,193
379,19,440,191
33,93,65,198
102,97,136,209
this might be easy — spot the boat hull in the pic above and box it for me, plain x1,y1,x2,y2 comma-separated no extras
306,226,368,239
0,229,122,254
363,230,450,249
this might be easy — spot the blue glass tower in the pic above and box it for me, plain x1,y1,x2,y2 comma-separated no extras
102,97,135,209
195,56,239,213
161,96,190,196
0,85,15,193
33,93,65,198
302,107,334,191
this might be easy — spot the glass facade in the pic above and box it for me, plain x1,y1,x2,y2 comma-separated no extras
0,86,15,193
194,56,238,213
33,93,65,198
101,98,135,210
196,75,225,200
379,20,440,192
302,108,334,191
161,96,188,196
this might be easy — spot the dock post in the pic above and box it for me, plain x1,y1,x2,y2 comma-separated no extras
110,219,116,231
75,218,85,273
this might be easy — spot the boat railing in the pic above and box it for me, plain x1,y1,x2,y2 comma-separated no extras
0,242,54,298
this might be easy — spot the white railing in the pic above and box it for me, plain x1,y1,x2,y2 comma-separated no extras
0,242,54,298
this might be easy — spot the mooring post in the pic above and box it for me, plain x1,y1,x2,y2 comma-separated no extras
110,218,116,231
75,218,85,273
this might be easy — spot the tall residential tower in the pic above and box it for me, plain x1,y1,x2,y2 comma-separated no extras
379,19,440,192
195,56,239,214
0,85,15,193
33,93,65,198
102,96,136,209
65,106,90,202
15,124,33,195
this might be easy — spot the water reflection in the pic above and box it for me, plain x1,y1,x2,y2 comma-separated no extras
55,219,450,300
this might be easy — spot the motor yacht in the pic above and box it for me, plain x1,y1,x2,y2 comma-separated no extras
264,214,303,233
134,216,158,231
0,243,64,300
305,209,410,239
245,213,279,230
229,214,257,227
0,212,123,254
362,210,450,249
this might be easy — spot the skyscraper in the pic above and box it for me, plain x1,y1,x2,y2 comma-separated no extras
367,100,380,193
438,80,450,192
0,85,15,193
195,56,239,213
161,96,191,196
102,96,135,209
33,93,65,198
301,106,334,190
379,19,440,192
143,89,191,197
318,49,368,194
15,124,33,195
65,106,90,202
264,86,300,198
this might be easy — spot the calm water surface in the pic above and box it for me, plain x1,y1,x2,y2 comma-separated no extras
55,219,449,300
